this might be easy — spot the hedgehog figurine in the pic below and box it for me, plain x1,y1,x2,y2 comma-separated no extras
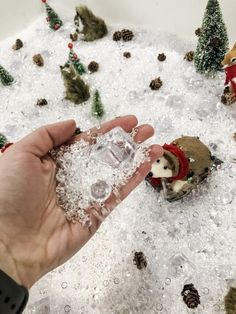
146,136,220,202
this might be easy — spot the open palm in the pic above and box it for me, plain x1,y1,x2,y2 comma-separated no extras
0,116,163,288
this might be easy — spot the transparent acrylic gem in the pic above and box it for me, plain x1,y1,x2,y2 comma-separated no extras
168,253,196,279
90,180,112,202
91,127,136,168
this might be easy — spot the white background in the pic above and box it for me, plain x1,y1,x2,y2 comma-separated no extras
0,0,235,44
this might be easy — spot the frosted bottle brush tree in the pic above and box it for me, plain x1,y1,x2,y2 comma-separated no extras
92,90,105,119
0,65,14,86
194,0,229,76
67,43,86,75
41,0,63,31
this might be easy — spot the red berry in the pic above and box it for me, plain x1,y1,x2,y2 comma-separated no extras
54,24,60,30
73,53,78,60
42,0,47,3
68,43,73,49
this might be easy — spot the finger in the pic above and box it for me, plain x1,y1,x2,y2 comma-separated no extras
15,120,76,157
67,115,138,145
133,124,154,143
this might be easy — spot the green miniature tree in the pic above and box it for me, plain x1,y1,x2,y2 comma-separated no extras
194,0,229,76
42,0,63,31
68,43,86,75
74,6,108,42
0,133,7,149
0,65,14,86
60,64,90,105
92,90,105,119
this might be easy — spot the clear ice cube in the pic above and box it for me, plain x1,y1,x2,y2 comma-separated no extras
91,127,136,168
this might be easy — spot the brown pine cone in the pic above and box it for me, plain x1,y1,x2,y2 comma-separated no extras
150,77,163,90
70,32,78,42
123,52,131,58
133,252,147,270
121,29,134,42
12,39,23,51
113,31,122,41
181,284,200,309
195,28,202,37
36,98,48,106
88,61,99,73
158,53,166,62
33,54,44,67
233,133,236,142
184,51,195,62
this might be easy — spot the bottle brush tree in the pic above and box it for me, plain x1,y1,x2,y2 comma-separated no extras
42,0,63,31
0,133,7,149
194,0,229,76
0,65,14,86
68,43,86,75
92,90,105,119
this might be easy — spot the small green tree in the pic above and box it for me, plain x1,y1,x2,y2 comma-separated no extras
194,0,229,76
0,133,7,149
92,90,105,119
68,43,86,75
0,65,14,86
42,0,63,31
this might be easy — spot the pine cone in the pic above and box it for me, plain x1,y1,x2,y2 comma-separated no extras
123,52,131,58
184,51,195,62
33,54,44,67
113,31,122,41
221,87,236,106
88,61,99,73
12,39,23,51
121,29,134,42
195,28,202,37
233,133,236,142
181,284,200,309
158,53,166,62
36,98,48,106
70,32,78,42
133,252,147,270
211,37,221,48
150,77,163,90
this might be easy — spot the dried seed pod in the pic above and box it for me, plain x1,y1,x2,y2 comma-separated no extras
184,51,195,62
181,284,200,309
150,77,163,90
12,39,23,51
158,53,166,62
113,31,122,41
133,252,147,270
88,61,99,73
121,29,134,42
33,54,44,67
36,98,48,106
123,51,131,58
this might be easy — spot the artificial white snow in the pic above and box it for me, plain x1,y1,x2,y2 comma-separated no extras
0,16,235,314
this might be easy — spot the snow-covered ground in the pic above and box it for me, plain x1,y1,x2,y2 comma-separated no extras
0,16,236,314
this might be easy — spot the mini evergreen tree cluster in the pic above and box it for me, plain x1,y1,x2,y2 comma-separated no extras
68,43,86,75
42,0,63,31
92,90,105,119
0,65,14,86
0,133,7,149
194,0,229,76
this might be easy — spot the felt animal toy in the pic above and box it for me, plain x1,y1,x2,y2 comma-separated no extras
222,43,236,98
146,136,217,202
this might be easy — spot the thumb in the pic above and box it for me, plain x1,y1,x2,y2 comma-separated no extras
15,120,76,157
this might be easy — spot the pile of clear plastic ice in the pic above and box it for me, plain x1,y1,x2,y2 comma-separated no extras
0,15,235,314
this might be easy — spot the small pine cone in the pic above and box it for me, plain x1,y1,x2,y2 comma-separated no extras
195,27,202,37
150,77,163,90
181,284,200,309
123,51,131,58
70,32,78,42
221,88,236,106
33,54,44,67
233,133,236,142
88,61,99,73
158,53,166,62
12,39,23,51
113,31,122,41
184,51,195,62
211,37,221,48
36,98,48,106
133,252,147,270
121,29,134,42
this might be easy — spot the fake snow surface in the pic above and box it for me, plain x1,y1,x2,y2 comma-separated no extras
0,16,236,314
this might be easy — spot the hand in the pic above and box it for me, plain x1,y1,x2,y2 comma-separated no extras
0,116,163,288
